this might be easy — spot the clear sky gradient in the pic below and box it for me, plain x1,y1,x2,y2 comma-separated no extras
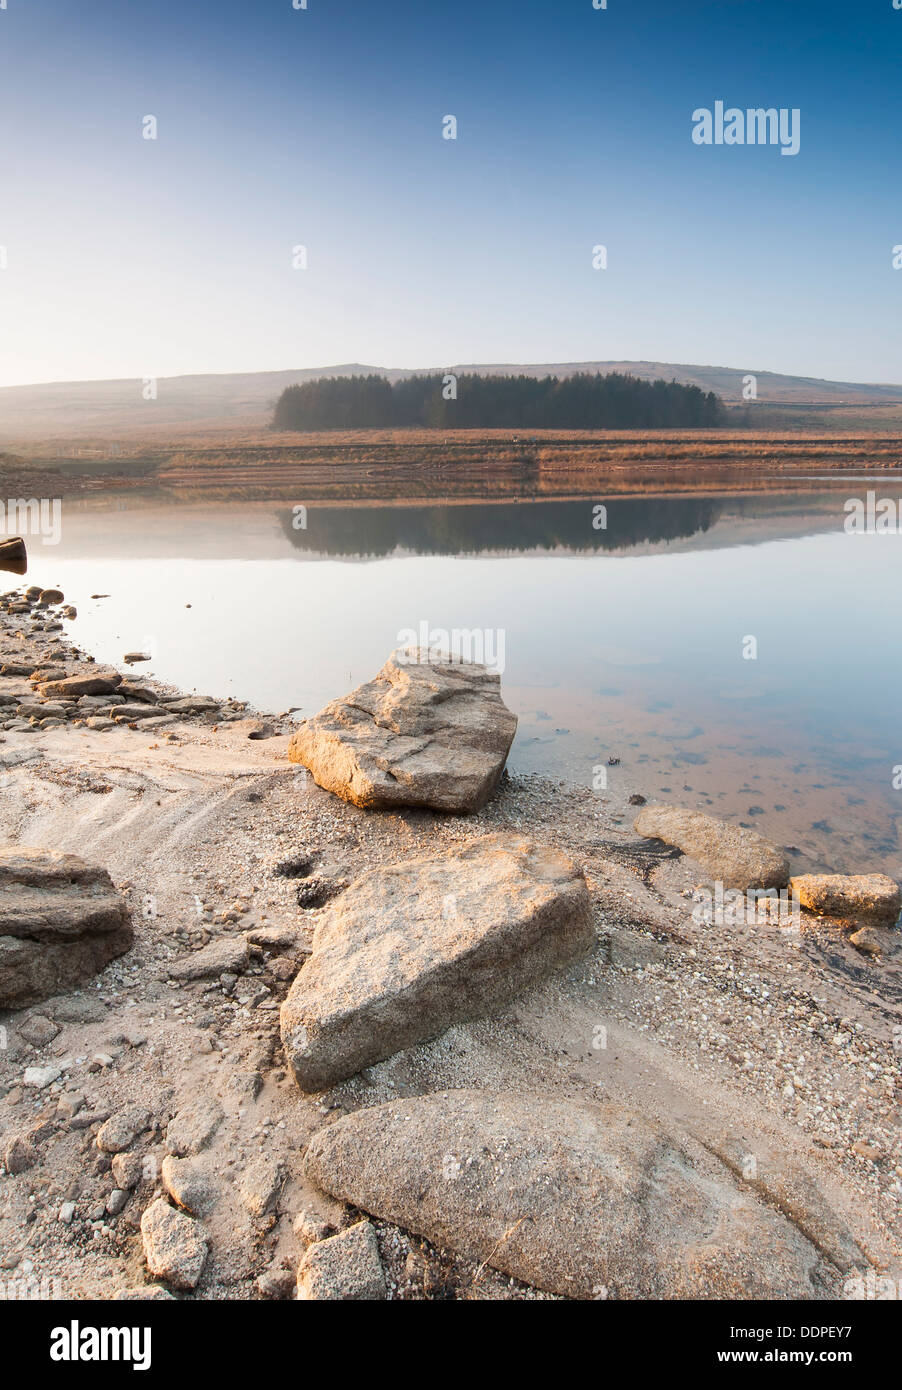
0,0,899,387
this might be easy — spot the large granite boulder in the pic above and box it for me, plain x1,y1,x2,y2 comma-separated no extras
304,1089,837,1300
0,846,132,1008
281,834,593,1092
287,648,517,813
634,805,789,890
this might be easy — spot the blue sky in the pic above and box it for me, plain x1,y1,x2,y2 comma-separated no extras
0,0,899,386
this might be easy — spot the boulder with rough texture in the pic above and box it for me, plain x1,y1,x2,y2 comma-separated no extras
304,1089,836,1300
634,805,789,890
287,648,517,813
140,1199,208,1290
296,1221,386,1301
281,834,593,1092
0,846,132,1008
790,873,901,925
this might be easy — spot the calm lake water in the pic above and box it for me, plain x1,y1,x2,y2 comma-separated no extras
10,482,902,877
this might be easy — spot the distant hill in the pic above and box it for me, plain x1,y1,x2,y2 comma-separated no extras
1,361,901,439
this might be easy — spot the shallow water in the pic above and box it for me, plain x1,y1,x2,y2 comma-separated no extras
9,482,902,877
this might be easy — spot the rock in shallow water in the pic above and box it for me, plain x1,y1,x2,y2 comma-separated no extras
304,1089,836,1300
0,537,27,575
280,833,593,1091
790,873,901,925
0,845,132,1008
287,648,517,813
634,805,789,891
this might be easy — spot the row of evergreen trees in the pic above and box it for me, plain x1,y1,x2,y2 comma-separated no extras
272,371,723,430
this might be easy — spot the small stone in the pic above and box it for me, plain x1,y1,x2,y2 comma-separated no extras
790,873,901,925
164,1099,223,1157
161,1155,220,1217
297,1221,386,1301
849,926,886,956
96,1106,151,1153
111,1152,144,1190
140,1199,208,1291
46,996,107,1024
607,928,666,971
255,1264,296,1299
22,1066,61,1089
3,1135,37,1174
113,1287,175,1300
239,1156,285,1217
293,1210,335,1247
58,1201,76,1224
56,1091,85,1120
19,1015,60,1047
634,805,789,891
106,1188,129,1216
167,937,249,982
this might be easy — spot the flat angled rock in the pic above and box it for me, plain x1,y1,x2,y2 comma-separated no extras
281,833,593,1091
634,804,789,891
0,846,132,1008
0,846,130,941
287,648,517,813
107,702,163,721
304,1089,834,1300
38,670,122,698
162,696,219,714
167,935,249,981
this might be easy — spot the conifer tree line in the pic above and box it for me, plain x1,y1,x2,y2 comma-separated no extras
273,371,724,430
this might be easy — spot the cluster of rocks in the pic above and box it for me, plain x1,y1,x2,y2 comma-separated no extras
280,652,599,1092
0,584,277,735
633,804,901,951
3,635,896,1301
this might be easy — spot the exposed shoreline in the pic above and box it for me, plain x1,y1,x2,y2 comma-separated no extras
0,578,900,1299
5,430,902,509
